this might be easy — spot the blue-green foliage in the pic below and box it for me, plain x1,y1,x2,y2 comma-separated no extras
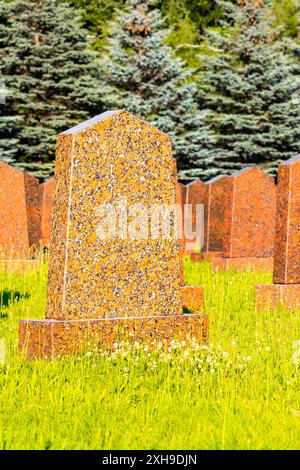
196,0,300,178
0,0,105,180
99,0,215,181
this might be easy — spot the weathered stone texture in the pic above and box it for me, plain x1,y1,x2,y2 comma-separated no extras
19,111,207,358
185,179,207,253
273,156,300,284
0,162,29,258
40,178,55,248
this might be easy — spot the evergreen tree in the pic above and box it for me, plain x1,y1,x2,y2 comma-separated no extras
64,0,126,50
157,0,222,66
0,67,20,166
100,0,215,181
272,0,300,38
65,0,224,66
0,0,105,180
197,0,300,177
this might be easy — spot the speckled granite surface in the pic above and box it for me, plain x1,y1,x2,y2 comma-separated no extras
223,167,276,258
185,179,208,253
0,162,32,257
273,155,300,284
206,175,233,254
47,110,183,320
205,168,276,260
256,155,300,310
40,178,55,248
19,111,207,358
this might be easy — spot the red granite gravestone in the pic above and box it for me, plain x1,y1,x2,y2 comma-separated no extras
211,167,276,271
25,173,42,250
273,156,300,285
191,175,231,262
0,162,29,258
0,162,41,258
175,180,186,257
185,179,208,256
256,155,300,309
206,175,233,254
175,181,186,210
40,178,55,249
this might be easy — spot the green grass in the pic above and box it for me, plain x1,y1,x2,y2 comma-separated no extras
0,258,300,449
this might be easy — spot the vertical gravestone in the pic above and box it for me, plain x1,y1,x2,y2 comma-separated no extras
273,156,300,284
206,175,233,255
185,180,208,258
223,167,276,259
0,162,41,259
191,176,231,262
24,173,42,251
211,168,276,271
19,111,207,358
0,162,29,258
40,178,55,248
256,155,300,309
174,179,187,283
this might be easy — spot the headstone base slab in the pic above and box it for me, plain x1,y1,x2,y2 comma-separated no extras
190,252,223,262
19,314,209,359
255,283,300,311
212,257,273,272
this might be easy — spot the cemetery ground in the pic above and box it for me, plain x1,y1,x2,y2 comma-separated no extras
0,258,300,450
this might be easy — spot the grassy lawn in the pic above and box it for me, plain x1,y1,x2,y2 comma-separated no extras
0,258,299,450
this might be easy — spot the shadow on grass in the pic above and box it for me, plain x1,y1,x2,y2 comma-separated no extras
0,289,31,317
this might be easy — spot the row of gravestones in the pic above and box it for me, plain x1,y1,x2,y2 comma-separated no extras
1,161,277,274
0,161,55,258
0,140,281,275
178,156,300,312
0,110,298,359
178,167,276,271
